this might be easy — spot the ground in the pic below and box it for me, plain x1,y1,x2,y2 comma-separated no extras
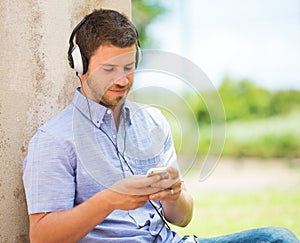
181,157,300,194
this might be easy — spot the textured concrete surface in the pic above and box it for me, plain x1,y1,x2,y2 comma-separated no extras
0,0,130,241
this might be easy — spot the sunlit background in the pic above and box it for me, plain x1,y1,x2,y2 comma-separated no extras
132,0,300,239
143,0,300,91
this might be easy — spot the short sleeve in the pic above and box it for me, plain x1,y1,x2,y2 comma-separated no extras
162,121,182,179
23,129,76,214
150,107,182,178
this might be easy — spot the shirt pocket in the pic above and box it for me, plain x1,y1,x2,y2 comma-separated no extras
128,154,163,175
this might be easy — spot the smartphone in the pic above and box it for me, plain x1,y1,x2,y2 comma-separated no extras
146,167,167,177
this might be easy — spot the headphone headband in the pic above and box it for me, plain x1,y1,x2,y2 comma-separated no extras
68,12,142,75
68,13,92,56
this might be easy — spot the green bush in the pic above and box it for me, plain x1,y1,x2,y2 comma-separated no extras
218,77,273,121
269,90,300,116
188,76,300,125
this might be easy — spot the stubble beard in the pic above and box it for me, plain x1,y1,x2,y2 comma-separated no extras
86,77,133,109
100,93,126,109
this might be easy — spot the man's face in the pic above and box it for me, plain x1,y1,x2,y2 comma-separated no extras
82,44,137,110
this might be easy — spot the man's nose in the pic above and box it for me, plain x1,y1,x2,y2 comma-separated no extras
114,72,129,86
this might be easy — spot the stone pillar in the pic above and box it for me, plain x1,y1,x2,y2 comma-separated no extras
0,0,131,242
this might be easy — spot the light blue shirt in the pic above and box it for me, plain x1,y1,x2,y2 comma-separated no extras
23,88,182,242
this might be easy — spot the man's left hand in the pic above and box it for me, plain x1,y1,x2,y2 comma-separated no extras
148,167,182,202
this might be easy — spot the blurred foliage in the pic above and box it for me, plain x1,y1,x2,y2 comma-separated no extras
183,77,300,158
192,76,300,124
218,77,272,121
269,89,300,116
131,0,167,47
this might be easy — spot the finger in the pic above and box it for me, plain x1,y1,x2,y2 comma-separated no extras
171,180,182,189
135,186,163,195
117,184,163,196
135,195,150,201
133,175,162,187
149,180,182,199
149,187,180,201
166,167,179,179
159,184,181,197
150,177,180,190
110,176,162,196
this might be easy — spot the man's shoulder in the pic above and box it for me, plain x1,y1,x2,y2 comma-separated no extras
38,104,74,137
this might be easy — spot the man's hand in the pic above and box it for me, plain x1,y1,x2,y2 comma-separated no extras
148,167,182,202
148,166,194,227
107,174,163,211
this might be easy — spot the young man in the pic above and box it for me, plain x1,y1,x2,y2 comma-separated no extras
23,8,299,243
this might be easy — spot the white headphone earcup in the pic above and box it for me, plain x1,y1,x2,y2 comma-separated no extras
135,45,142,68
71,44,84,75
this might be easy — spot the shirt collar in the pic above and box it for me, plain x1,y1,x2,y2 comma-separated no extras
72,87,132,127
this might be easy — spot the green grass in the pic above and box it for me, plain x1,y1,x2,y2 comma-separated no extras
171,189,300,239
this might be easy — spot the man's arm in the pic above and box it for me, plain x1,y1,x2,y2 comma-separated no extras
161,182,193,227
29,175,162,243
30,189,116,243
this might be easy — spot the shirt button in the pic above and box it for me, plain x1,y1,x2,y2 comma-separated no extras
112,134,117,139
106,109,111,115
124,166,129,171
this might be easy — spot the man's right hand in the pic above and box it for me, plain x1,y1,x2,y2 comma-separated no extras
107,174,163,211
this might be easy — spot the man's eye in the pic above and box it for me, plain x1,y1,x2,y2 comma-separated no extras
103,67,114,72
124,65,134,71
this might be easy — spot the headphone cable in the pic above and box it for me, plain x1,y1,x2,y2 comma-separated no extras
76,74,171,241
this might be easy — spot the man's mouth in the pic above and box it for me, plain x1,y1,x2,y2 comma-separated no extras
108,88,127,95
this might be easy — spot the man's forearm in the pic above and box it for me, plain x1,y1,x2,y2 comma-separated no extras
162,184,194,227
29,189,115,243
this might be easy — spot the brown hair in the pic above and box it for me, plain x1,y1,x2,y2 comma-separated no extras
76,9,138,62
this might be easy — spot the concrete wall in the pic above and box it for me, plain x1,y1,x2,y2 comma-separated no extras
0,0,131,241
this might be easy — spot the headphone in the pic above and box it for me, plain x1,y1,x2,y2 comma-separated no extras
68,13,142,75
